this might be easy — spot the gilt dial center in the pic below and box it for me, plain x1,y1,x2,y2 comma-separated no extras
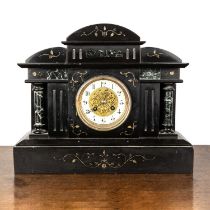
101,100,107,104
89,87,118,117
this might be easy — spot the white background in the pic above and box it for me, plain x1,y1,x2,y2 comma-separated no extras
0,0,209,145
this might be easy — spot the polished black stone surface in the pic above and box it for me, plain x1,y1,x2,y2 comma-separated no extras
14,133,193,174
14,23,193,174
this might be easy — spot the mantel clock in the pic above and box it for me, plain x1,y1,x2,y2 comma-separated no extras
14,24,193,173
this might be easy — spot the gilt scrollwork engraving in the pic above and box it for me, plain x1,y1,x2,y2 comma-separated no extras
69,119,87,137
47,69,68,80
81,26,126,38
120,72,139,87
146,49,163,59
120,121,138,136
55,150,155,169
39,49,61,59
69,71,87,90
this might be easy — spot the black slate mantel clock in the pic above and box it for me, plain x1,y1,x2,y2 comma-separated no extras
14,24,193,174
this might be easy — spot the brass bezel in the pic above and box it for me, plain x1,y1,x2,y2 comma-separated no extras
75,75,132,131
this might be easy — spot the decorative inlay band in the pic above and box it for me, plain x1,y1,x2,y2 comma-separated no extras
55,150,155,169
81,25,126,38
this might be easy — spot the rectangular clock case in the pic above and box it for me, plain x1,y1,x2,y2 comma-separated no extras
14,24,193,174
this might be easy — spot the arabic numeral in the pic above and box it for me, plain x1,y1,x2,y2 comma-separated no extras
92,84,95,89
117,91,122,96
86,110,91,114
85,91,90,96
111,116,115,121
101,81,106,87
83,100,88,105
101,118,106,123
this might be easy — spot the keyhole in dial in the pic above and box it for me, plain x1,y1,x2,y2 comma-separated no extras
93,107,97,111
111,106,115,110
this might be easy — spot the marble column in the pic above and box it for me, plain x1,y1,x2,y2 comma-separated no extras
32,84,46,134
160,84,175,134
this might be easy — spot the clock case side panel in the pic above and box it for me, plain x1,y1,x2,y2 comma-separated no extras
139,83,160,136
68,69,140,138
47,83,69,137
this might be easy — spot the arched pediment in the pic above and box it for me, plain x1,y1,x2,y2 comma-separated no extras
25,47,66,63
63,23,141,44
141,47,182,63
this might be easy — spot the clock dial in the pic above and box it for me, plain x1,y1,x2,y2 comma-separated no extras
76,75,131,131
